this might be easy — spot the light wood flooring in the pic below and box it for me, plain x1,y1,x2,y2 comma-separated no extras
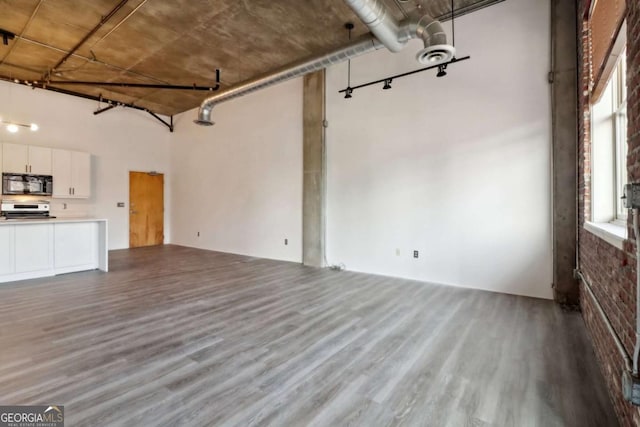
0,245,617,426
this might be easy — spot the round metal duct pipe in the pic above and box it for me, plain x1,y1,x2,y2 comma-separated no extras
195,35,383,126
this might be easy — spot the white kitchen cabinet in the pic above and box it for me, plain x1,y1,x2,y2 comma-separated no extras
2,143,51,175
54,222,98,271
0,219,107,284
71,151,91,198
15,224,53,273
3,143,28,173
52,149,91,198
0,227,14,276
28,146,52,175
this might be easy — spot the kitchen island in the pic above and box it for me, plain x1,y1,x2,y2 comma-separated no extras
0,217,108,284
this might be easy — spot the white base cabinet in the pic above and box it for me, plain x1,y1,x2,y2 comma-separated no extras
54,222,98,272
0,219,108,284
0,227,14,276
15,224,53,273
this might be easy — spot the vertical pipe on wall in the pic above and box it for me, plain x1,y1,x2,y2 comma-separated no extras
633,210,640,375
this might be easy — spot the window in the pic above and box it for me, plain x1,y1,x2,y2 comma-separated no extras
591,50,627,226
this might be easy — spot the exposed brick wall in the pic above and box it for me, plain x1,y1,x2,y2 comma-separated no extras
578,0,640,425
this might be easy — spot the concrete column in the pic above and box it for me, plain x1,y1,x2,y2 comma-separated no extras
551,0,579,304
302,70,326,267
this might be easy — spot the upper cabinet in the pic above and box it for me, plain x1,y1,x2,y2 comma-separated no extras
28,146,52,175
2,143,52,175
52,149,91,199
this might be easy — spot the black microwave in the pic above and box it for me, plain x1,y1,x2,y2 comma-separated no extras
2,173,53,196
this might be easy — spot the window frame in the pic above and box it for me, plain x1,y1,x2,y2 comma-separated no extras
613,51,627,223
590,49,627,227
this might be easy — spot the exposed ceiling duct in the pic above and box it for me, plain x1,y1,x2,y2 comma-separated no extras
194,35,384,126
344,0,455,63
195,0,455,126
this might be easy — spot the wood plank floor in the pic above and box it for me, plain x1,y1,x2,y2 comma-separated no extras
0,245,617,426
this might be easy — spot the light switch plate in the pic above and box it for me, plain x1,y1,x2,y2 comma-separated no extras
117,202,125,207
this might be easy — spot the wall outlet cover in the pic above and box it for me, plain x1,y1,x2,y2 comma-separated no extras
413,250,419,258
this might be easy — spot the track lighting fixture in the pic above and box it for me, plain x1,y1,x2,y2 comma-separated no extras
1,120,39,133
338,56,468,97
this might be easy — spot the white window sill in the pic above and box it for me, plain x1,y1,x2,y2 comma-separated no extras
584,221,627,250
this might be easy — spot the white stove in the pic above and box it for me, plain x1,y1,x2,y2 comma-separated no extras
1,200,52,219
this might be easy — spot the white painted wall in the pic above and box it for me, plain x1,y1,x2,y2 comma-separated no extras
169,79,303,262
325,0,553,299
0,81,171,250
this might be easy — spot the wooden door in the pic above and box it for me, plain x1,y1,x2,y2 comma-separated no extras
129,171,164,248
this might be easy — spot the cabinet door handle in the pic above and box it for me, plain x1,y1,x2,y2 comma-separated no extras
69,187,72,195
29,165,32,173
25,165,28,173
72,187,75,195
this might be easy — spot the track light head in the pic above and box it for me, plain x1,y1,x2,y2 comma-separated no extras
436,65,447,78
382,79,392,90
344,87,353,99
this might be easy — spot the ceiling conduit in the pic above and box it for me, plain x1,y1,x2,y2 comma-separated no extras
195,0,454,126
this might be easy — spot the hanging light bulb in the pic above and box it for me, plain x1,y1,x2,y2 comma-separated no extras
7,123,18,133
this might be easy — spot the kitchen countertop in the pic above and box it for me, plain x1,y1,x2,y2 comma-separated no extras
0,217,107,225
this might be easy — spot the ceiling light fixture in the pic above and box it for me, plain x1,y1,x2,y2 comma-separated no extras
1,120,40,133
382,79,392,90
436,65,448,78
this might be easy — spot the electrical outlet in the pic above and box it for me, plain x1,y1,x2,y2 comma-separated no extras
63,203,67,210
117,202,125,207
413,250,419,258
197,231,200,237
284,238,288,245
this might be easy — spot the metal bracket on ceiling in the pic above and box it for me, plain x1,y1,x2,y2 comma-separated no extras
94,104,116,115
46,69,222,92
147,111,173,133
0,29,15,45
